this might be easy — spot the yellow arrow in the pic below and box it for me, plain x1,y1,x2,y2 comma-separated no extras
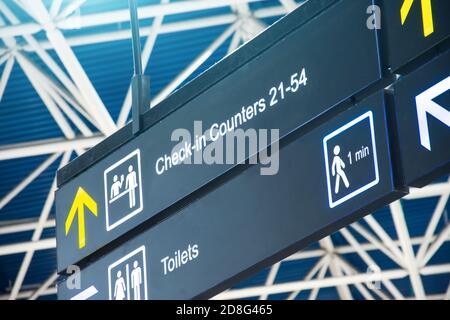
65,187,98,249
401,0,434,37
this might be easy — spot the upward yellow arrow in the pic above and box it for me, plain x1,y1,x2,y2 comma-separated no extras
401,0,434,37
65,187,98,249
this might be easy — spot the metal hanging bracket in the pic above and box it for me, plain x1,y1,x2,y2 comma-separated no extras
129,0,151,135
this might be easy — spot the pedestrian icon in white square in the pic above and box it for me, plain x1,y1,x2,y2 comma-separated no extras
331,145,350,194
104,149,143,231
108,245,148,300
323,111,379,208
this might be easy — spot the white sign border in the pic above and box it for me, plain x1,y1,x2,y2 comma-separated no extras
104,149,143,231
107,245,148,300
323,110,379,208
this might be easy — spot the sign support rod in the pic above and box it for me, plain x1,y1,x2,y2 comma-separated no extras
129,0,150,135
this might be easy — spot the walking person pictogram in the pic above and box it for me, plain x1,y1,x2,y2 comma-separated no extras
331,145,350,194
130,260,142,300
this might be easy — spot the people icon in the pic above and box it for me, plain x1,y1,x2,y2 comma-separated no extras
113,270,126,300
108,164,138,208
130,260,142,300
331,145,349,194
125,165,138,208
108,246,147,301
110,174,124,200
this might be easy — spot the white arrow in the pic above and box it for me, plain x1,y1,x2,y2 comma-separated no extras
70,285,98,300
415,76,450,151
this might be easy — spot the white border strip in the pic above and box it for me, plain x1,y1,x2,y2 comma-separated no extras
103,149,143,231
70,285,98,300
107,245,148,300
323,111,379,208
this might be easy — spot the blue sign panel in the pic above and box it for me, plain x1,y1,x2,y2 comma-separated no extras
393,50,450,187
57,92,402,300
55,0,381,272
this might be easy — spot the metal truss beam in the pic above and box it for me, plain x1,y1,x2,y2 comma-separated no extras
416,178,450,266
56,0,86,20
334,256,379,300
49,0,63,18
0,0,264,38
405,182,450,199
227,29,242,55
28,272,58,300
340,228,404,299
286,254,331,300
320,237,353,300
16,6,287,52
0,52,10,65
8,152,71,299
0,55,14,101
23,1,116,136
14,52,83,154
151,21,240,107
390,201,426,299
0,238,56,257
0,135,104,161
214,269,409,300
0,153,61,211
214,263,450,300
279,0,301,12
0,286,57,300
0,218,55,236
0,2,102,133
259,262,281,300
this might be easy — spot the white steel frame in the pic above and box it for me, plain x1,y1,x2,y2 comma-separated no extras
0,0,448,300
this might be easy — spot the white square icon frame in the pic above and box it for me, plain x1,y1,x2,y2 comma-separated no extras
323,111,379,208
107,245,148,300
104,149,143,231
